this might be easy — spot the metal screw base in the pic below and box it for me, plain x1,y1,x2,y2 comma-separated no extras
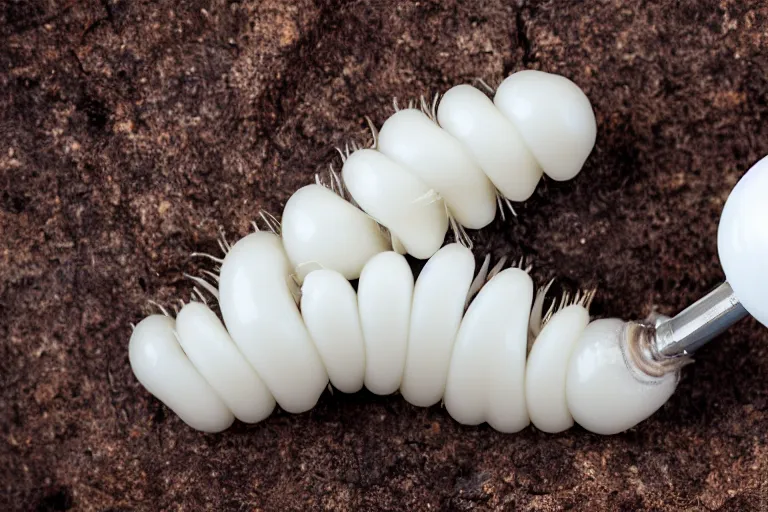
628,282,748,377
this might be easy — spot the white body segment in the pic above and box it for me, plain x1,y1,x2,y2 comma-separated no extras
482,269,534,433
718,155,768,328
128,315,234,433
444,268,532,432
525,305,590,433
357,252,414,395
175,302,276,424
301,269,366,393
342,148,449,259
219,232,328,414
494,70,596,182
281,184,390,281
566,318,678,435
400,243,475,407
377,108,497,229
437,84,543,202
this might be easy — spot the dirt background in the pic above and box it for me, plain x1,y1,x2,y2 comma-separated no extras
2,0,768,510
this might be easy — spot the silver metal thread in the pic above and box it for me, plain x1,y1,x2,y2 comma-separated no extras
628,281,748,377
654,282,747,357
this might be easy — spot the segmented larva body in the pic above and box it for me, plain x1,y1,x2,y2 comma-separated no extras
129,70,677,436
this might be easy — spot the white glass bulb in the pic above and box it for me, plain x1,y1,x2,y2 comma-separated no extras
718,155,768,328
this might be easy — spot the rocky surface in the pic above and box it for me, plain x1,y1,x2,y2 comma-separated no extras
2,0,768,510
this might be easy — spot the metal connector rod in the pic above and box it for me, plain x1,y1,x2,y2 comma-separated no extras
654,282,748,358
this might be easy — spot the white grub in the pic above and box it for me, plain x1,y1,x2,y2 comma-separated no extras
127,71,665,437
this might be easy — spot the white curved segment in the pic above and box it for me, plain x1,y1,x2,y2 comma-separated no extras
718,155,768,328
301,269,366,393
494,70,596,182
342,148,449,259
357,251,414,395
400,243,475,407
566,319,678,435
483,268,533,433
281,184,391,282
444,267,532,430
128,315,234,433
175,302,276,424
377,108,497,229
444,282,497,426
219,232,328,414
437,84,543,202
391,233,408,255
525,305,589,433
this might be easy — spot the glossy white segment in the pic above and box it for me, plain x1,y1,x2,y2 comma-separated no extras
342,149,449,259
377,108,497,229
444,268,533,431
281,184,391,282
391,233,408,255
357,251,414,395
718,155,768,328
219,232,328,414
175,302,276,424
494,70,596,182
301,269,366,393
525,305,589,433
483,269,534,433
437,84,543,202
128,315,234,433
566,319,678,435
400,243,475,407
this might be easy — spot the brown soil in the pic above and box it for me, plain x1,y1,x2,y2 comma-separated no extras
2,0,768,510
